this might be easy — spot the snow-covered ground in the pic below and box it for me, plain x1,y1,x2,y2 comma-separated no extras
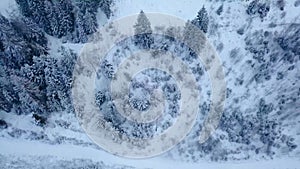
1,0,300,168
1,138,300,169
0,0,17,18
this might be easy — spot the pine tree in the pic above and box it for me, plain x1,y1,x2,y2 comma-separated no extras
192,6,209,33
13,56,48,115
69,0,100,43
99,0,113,18
83,10,98,35
27,0,50,33
0,63,18,112
45,47,77,112
246,0,260,15
0,14,32,69
15,0,31,17
246,0,270,20
10,17,48,56
183,20,206,52
134,10,154,49
73,12,88,43
16,0,110,42
0,14,49,115
216,4,223,15
56,0,75,37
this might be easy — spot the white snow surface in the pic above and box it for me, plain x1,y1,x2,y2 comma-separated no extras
0,0,17,18
1,138,300,169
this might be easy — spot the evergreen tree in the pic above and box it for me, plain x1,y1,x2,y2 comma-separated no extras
16,0,75,38
0,14,37,69
99,0,113,18
53,0,75,38
27,0,51,34
192,6,209,33
83,10,98,35
45,47,77,112
183,20,206,53
10,17,48,57
216,4,223,15
0,13,48,116
13,56,48,115
70,0,100,43
72,12,88,43
133,10,154,49
0,63,18,112
15,0,31,17
246,0,260,15
246,0,270,20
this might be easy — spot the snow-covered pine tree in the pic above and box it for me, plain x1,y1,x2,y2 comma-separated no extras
192,6,209,33
0,63,18,112
83,10,98,35
99,0,113,18
56,0,75,38
70,0,99,43
216,4,223,15
45,47,77,112
183,20,206,54
16,0,111,42
10,17,48,50
0,14,35,69
43,0,75,38
246,0,260,15
12,56,48,116
133,10,154,49
27,0,53,35
15,0,31,17
0,13,49,115
246,0,270,20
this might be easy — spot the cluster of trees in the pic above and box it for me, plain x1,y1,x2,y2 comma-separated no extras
95,65,182,138
131,8,299,160
15,0,112,42
246,0,270,20
133,7,209,49
0,0,113,125
233,24,299,157
0,15,77,124
107,9,208,138
245,23,299,84
133,10,154,49
209,97,297,159
191,6,209,33
0,13,47,117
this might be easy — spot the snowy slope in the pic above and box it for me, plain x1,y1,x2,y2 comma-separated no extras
0,0,17,18
1,0,300,169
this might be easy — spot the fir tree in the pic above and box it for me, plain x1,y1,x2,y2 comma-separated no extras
192,6,209,33
216,4,223,15
133,10,154,49
99,0,113,18
13,56,48,115
246,0,260,15
0,63,18,112
56,0,75,37
246,0,270,20
70,0,99,43
0,14,42,69
183,20,206,53
45,47,77,112
10,17,48,49
15,0,31,17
